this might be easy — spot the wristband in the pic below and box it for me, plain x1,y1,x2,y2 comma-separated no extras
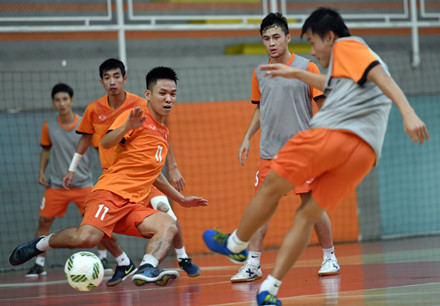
68,153,83,172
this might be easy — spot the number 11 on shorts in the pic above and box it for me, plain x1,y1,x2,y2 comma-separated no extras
95,204,109,221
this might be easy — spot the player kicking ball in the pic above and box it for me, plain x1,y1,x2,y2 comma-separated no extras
203,7,428,305
10,67,208,287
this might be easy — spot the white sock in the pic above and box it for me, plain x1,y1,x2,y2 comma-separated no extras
259,274,282,296
248,251,261,266
97,249,107,260
140,254,159,267
323,247,336,259
115,252,130,266
36,234,53,252
35,256,45,267
175,247,188,261
227,230,249,253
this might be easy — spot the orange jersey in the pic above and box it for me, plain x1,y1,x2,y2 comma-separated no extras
77,92,147,170
93,106,169,204
331,39,380,82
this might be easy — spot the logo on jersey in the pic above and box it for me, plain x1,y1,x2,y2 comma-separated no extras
98,115,107,121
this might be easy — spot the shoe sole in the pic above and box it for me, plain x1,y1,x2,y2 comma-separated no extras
227,256,246,264
25,272,47,277
231,274,262,283
106,268,138,287
132,270,179,286
231,275,262,283
180,268,201,277
318,269,341,276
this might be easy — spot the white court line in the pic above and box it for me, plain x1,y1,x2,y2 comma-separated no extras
0,275,113,288
211,282,440,306
0,277,232,302
0,279,67,288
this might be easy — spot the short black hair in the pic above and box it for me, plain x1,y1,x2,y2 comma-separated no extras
51,83,73,99
145,66,178,90
301,7,351,39
260,12,289,36
99,58,126,79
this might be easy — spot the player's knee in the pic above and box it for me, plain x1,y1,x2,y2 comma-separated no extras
76,230,101,249
260,171,292,198
296,200,324,224
38,216,54,228
108,234,118,242
162,217,178,237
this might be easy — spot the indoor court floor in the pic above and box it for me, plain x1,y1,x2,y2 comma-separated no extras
1,236,439,305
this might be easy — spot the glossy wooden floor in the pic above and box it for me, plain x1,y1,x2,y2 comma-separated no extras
1,236,439,305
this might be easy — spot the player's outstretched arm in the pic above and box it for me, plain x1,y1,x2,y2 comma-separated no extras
260,63,327,91
153,173,208,208
101,107,147,149
367,65,429,145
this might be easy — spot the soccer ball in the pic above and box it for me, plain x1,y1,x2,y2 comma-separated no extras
64,251,104,291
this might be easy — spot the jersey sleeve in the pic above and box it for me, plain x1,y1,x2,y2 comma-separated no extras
40,121,51,147
251,68,261,104
332,40,380,85
76,104,95,135
306,61,325,101
108,109,133,141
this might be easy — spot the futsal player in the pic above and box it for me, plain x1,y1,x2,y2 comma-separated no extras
203,7,428,305
26,83,94,277
10,66,208,287
230,12,339,284
62,58,200,284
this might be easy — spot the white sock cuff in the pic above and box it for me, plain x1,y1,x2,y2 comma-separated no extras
259,274,282,296
227,230,249,253
36,234,53,252
97,249,107,260
115,252,130,266
35,256,45,266
248,251,261,266
323,246,335,258
175,247,188,260
141,254,159,267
